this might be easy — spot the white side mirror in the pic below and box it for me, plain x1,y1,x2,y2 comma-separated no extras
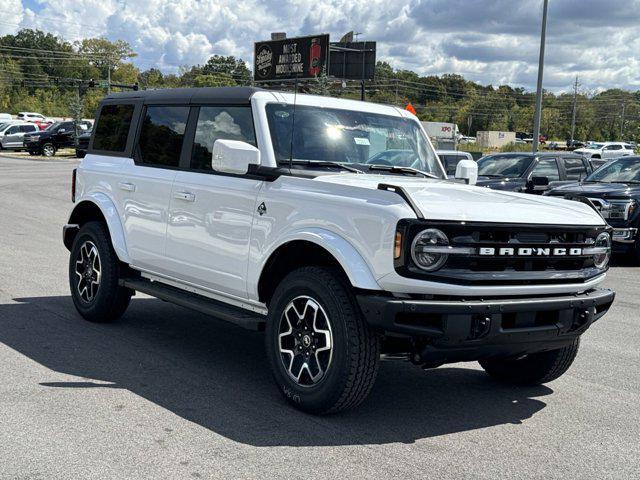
455,159,478,185
212,139,260,175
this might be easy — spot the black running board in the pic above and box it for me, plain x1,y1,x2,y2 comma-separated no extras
119,277,266,331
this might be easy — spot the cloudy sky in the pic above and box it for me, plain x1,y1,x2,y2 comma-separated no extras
9,0,640,92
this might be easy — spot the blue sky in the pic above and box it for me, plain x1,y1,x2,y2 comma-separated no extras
8,0,640,92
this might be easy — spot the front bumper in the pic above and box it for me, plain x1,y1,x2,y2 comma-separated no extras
358,287,615,362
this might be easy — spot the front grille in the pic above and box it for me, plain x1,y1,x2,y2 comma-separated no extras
396,221,608,286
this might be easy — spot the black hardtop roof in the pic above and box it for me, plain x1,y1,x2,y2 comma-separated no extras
101,86,266,105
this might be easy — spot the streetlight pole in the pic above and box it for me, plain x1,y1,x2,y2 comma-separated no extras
532,0,549,153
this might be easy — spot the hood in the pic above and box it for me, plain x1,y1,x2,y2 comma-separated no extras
547,181,640,198
314,174,604,226
573,148,595,156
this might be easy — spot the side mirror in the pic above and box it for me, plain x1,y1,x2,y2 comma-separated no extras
527,176,549,191
212,139,260,175
454,159,478,185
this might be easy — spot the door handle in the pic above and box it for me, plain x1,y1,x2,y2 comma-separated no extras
174,191,196,202
118,182,136,192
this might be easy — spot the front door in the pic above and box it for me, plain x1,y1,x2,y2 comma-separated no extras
164,104,261,299
118,105,190,275
3,125,23,147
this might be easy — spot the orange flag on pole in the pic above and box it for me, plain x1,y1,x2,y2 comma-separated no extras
405,103,417,115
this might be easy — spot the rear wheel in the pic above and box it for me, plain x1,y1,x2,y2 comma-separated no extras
42,142,56,157
69,221,132,323
265,267,380,414
479,339,580,385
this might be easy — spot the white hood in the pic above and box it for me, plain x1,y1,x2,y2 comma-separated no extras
314,174,605,226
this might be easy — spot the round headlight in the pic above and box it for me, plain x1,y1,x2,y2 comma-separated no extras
411,228,449,271
593,232,611,269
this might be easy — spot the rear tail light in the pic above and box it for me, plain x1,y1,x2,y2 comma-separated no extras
71,168,77,202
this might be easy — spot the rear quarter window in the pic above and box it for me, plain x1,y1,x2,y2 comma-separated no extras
92,104,135,153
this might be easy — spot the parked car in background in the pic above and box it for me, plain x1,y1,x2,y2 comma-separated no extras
457,135,476,144
545,156,640,261
23,120,92,157
17,111,54,130
0,122,39,150
573,142,634,160
0,113,12,123
567,140,587,149
436,150,474,176
75,129,92,158
475,152,592,193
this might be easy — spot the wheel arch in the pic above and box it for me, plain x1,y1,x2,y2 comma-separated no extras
64,194,130,263
255,229,381,305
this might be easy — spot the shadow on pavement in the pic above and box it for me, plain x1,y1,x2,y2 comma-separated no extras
0,295,552,446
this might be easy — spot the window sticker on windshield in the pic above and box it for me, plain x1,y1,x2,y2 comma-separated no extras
354,137,370,146
275,110,290,118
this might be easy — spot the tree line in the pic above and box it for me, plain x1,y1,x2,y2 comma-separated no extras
0,28,638,142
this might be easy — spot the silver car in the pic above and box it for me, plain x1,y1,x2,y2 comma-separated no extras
0,122,39,150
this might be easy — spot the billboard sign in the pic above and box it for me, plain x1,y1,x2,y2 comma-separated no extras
254,34,330,82
328,41,376,80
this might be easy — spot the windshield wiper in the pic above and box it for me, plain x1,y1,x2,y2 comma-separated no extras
480,174,503,178
367,164,438,178
287,160,364,174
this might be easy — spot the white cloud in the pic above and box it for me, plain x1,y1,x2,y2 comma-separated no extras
13,0,640,91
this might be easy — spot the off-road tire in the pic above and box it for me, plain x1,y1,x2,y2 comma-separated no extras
69,221,132,323
265,266,380,414
42,142,56,157
479,338,580,385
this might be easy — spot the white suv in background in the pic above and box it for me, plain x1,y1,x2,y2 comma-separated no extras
62,87,615,414
574,142,635,160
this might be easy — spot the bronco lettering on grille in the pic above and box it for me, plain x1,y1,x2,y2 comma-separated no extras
478,247,583,256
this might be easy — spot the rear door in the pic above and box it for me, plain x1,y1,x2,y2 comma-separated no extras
560,156,590,184
118,104,190,275
164,104,262,299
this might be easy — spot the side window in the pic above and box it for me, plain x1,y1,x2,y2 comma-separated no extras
20,125,35,133
606,144,622,151
138,105,190,168
190,106,256,171
531,158,560,181
563,157,588,180
6,125,19,134
93,104,135,152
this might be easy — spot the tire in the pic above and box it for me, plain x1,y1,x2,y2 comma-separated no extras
69,221,132,323
265,266,380,414
479,338,580,386
42,142,56,157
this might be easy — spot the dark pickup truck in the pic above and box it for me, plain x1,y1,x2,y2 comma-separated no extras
546,156,640,261
24,120,92,157
476,152,593,194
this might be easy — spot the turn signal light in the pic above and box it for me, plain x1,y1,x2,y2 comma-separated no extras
394,231,402,259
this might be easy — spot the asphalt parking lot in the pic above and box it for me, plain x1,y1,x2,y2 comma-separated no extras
0,156,638,480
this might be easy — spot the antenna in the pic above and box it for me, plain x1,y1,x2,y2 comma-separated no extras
288,74,298,171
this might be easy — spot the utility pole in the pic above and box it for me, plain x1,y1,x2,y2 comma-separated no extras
394,78,399,105
620,102,626,139
570,75,579,146
106,54,112,95
532,0,549,153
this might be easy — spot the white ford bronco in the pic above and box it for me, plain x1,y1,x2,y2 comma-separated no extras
64,87,615,414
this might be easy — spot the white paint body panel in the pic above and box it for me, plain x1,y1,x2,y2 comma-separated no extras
69,92,610,311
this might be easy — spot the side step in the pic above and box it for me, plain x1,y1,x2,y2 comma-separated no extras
119,277,266,331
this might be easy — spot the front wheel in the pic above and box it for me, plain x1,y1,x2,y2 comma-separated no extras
69,221,132,323
479,338,580,385
265,267,380,414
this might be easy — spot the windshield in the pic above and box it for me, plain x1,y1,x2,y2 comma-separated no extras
265,104,444,177
476,154,533,177
45,122,61,131
586,157,640,183
585,143,604,150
